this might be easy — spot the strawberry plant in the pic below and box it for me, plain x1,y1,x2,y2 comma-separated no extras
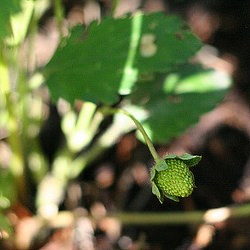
44,11,228,203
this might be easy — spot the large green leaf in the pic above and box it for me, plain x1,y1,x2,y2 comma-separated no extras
0,0,21,41
136,13,201,72
44,12,201,105
140,91,226,144
128,65,230,144
44,20,131,104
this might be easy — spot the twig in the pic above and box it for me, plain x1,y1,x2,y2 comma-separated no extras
110,203,250,225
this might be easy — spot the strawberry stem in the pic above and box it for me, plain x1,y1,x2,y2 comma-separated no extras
101,107,161,163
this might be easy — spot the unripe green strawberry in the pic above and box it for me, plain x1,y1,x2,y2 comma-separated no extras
154,159,194,198
151,153,201,203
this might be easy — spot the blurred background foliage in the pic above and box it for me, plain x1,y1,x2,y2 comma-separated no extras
0,0,249,249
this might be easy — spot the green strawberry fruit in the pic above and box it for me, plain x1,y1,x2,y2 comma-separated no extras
154,159,194,198
151,153,201,203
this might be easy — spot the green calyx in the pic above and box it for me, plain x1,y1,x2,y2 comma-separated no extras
151,153,201,203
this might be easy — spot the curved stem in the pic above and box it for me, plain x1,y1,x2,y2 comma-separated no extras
102,107,161,163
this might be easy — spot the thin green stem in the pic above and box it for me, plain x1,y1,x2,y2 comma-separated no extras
101,107,161,162
111,0,120,16
113,203,250,225
54,0,64,40
0,49,27,204
0,50,10,99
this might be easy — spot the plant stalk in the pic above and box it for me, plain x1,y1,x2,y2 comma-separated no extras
101,107,161,163
54,0,64,40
